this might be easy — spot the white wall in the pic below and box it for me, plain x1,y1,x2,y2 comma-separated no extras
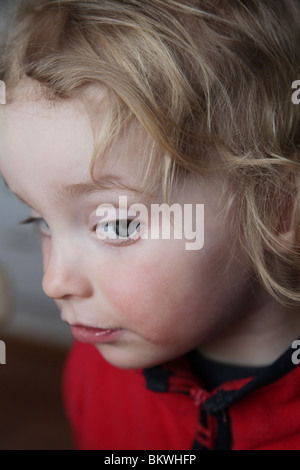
0,0,72,345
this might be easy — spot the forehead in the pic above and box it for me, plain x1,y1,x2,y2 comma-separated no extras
0,79,155,200
0,91,91,194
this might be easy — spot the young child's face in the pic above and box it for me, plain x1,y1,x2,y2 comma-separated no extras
0,81,257,369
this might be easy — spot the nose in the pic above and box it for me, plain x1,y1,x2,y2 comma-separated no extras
42,239,93,300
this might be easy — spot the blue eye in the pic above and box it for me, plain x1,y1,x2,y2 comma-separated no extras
96,218,141,245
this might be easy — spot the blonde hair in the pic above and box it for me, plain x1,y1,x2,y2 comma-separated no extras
1,0,300,306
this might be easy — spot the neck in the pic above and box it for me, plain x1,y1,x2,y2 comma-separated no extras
198,289,300,367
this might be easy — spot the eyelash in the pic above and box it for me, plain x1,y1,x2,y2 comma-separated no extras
19,217,141,246
19,216,50,234
95,219,141,246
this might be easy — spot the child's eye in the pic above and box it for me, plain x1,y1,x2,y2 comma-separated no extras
19,216,51,237
96,219,140,245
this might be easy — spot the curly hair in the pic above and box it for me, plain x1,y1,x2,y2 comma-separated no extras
1,0,300,305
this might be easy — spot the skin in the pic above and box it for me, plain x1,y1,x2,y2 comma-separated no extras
1,78,300,370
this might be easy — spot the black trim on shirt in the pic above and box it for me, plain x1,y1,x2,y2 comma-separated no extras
142,341,300,450
143,365,172,392
188,350,271,391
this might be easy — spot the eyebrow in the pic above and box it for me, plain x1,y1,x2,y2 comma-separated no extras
1,174,150,205
54,176,147,201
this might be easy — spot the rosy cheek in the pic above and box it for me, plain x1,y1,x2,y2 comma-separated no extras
100,259,189,344
103,264,158,321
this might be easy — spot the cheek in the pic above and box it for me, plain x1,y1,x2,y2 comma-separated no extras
99,249,209,344
97,236,253,347
104,262,177,334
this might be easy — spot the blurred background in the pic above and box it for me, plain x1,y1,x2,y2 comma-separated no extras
0,0,74,449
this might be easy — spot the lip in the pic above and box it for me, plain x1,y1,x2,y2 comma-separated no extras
70,324,123,344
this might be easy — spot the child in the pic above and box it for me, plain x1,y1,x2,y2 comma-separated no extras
0,0,300,450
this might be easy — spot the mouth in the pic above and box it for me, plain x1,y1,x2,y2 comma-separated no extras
68,323,124,344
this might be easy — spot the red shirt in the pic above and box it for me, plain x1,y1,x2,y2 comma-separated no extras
63,341,300,450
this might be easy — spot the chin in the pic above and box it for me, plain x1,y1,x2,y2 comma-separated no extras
95,344,173,370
